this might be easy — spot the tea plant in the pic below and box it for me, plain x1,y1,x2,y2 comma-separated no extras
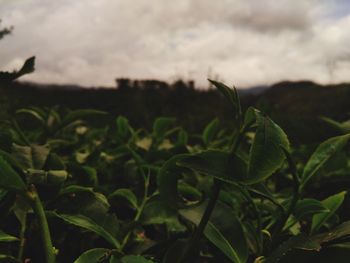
0,76,349,263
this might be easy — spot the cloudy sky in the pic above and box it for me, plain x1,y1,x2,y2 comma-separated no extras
1,0,350,88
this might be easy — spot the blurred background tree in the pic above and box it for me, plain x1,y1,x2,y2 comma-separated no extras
0,19,13,40
0,19,35,83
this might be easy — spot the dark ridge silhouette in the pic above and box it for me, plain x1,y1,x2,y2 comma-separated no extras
0,78,349,144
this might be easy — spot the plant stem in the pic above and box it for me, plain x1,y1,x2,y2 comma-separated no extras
179,115,245,262
26,185,55,263
239,188,263,255
17,215,27,262
180,127,244,261
120,196,148,250
17,213,27,261
179,179,222,262
230,124,249,155
120,167,150,251
270,148,300,249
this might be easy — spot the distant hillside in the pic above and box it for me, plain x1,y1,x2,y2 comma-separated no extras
238,85,269,96
0,79,349,144
254,81,350,144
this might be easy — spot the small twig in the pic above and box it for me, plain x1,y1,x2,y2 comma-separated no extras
270,146,300,248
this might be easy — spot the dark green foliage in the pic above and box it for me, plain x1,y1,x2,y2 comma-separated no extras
0,156,26,192
247,110,290,184
0,79,349,263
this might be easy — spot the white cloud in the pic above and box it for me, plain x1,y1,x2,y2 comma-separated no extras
0,0,349,88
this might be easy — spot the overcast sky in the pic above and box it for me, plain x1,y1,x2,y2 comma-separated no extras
1,0,350,88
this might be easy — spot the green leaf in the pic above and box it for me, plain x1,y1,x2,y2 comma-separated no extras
243,107,256,128
202,118,220,146
177,150,246,184
282,220,350,262
93,192,110,209
59,185,94,195
248,183,285,213
301,134,350,188
178,182,202,202
205,222,246,263
45,152,66,170
12,144,50,170
56,185,112,223
207,206,248,263
11,144,32,169
320,116,350,134
266,234,321,263
82,166,99,187
25,169,67,185
311,191,347,234
152,117,176,138
141,196,185,232
180,202,248,263
158,154,191,206
247,110,290,184
176,129,188,146
109,188,138,209
208,79,241,119
0,156,26,192
54,213,120,249
0,230,18,242
116,116,132,141
47,170,68,185
267,220,350,262
0,149,25,170
36,146,50,166
294,199,329,220
74,248,110,263
57,109,107,132
16,108,46,127
313,220,350,244
47,108,61,128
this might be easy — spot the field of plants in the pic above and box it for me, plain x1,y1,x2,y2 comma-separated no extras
0,67,350,263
